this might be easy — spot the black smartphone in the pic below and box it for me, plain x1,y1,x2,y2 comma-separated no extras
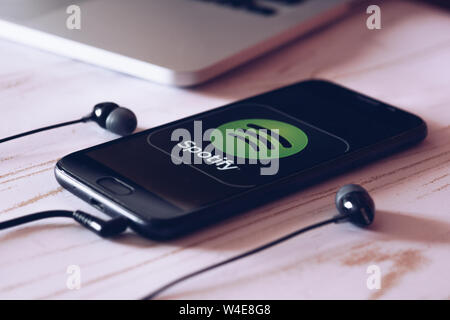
55,80,427,240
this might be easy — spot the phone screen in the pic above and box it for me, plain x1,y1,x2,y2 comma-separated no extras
87,103,349,211
84,82,423,213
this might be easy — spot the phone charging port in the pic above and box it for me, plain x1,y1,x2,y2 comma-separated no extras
90,198,105,211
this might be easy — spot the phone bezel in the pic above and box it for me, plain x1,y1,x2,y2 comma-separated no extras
55,80,427,239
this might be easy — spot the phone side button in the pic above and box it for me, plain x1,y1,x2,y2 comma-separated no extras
97,177,133,196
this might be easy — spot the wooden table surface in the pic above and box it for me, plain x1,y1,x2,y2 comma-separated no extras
0,0,449,299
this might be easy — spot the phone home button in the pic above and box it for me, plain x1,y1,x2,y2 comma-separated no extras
97,177,133,196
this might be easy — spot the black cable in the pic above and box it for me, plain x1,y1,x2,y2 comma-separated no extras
141,215,344,300
0,117,89,144
0,210,73,229
1,210,346,299
0,210,128,238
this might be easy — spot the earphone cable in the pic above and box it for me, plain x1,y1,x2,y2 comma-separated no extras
0,118,89,144
0,210,73,229
0,210,128,238
141,215,343,300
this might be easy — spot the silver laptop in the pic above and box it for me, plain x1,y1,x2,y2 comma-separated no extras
0,0,352,86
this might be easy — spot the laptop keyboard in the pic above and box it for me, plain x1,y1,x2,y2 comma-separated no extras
192,0,308,17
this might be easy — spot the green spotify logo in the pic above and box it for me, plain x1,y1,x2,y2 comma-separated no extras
211,119,308,160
